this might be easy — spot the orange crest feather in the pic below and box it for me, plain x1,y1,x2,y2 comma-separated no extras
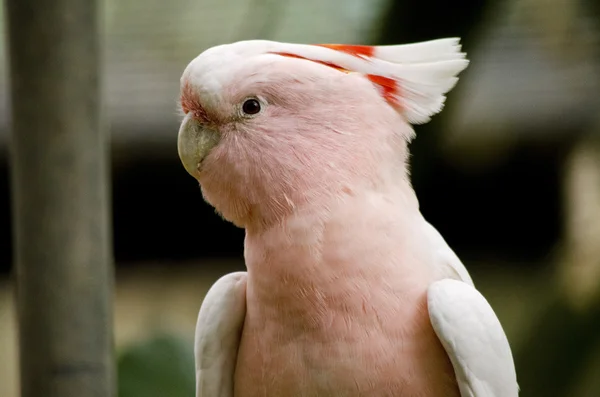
274,44,401,109
365,74,401,109
316,44,375,59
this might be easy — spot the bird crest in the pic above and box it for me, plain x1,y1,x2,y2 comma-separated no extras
271,39,469,124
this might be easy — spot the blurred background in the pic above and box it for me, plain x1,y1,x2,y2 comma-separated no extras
1,0,600,396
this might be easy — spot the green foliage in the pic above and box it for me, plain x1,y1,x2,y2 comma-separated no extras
118,334,195,397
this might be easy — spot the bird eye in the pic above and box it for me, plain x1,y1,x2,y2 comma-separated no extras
242,98,261,115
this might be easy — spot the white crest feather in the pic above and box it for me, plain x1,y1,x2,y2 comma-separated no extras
370,38,469,124
263,38,469,124
187,38,469,125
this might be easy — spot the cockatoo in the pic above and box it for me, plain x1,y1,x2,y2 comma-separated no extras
177,38,518,397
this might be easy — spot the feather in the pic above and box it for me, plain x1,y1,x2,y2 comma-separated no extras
269,38,469,124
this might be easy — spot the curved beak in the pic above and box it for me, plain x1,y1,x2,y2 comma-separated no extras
177,114,221,178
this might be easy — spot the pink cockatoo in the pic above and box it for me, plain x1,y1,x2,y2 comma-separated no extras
177,38,518,397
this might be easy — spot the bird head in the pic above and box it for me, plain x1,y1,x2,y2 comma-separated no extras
177,39,468,229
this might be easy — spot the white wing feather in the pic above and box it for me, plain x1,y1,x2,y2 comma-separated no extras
195,271,247,397
421,217,474,286
428,279,519,397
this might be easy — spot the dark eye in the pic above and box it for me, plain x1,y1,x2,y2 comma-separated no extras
242,98,261,115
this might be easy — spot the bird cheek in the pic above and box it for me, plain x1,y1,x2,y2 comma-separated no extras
177,114,221,178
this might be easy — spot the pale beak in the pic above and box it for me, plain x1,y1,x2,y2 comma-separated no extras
177,113,221,177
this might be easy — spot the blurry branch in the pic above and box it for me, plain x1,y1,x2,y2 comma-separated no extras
558,131,600,310
234,0,289,41
6,0,114,395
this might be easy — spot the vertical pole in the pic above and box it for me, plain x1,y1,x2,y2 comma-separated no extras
5,0,114,395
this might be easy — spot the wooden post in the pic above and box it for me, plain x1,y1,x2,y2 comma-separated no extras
5,0,115,395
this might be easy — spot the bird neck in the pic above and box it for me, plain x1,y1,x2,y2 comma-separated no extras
242,165,418,234
242,185,430,329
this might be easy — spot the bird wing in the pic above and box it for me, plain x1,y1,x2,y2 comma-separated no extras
194,271,247,397
428,279,519,397
421,217,474,286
